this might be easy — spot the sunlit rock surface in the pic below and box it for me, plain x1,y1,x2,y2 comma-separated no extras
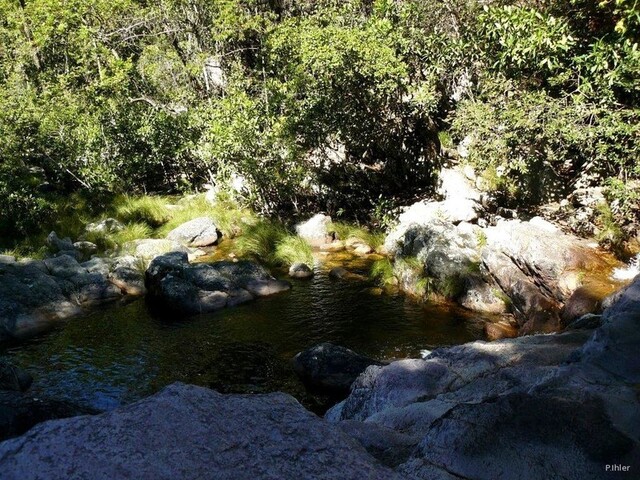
0,383,402,480
327,275,640,480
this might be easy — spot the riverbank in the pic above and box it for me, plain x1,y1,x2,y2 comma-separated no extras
1,271,638,479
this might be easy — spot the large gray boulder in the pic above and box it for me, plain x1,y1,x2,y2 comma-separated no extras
326,276,640,480
145,253,289,315
166,217,219,247
0,260,83,341
0,383,402,480
385,202,620,333
295,214,332,247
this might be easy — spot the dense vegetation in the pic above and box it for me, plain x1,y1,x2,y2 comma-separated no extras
1,0,638,249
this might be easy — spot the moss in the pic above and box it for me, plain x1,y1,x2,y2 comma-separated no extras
437,274,466,299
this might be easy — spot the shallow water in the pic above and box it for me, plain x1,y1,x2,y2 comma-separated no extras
3,253,489,413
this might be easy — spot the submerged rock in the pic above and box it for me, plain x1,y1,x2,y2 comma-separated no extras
292,343,385,397
0,360,32,392
0,391,97,443
0,383,402,480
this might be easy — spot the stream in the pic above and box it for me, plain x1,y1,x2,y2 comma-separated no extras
2,252,492,413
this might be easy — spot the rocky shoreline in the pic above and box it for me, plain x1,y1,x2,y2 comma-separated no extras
0,275,637,479
384,167,628,338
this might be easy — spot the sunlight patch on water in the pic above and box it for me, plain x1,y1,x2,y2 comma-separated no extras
611,253,640,281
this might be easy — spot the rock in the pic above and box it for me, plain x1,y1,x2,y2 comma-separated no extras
109,266,146,296
561,286,602,324
295,214,333,247
293,343,385,397
329,267,348,279
569,187,606,208
0,255,16,265
67,273,122,305
146,254,289,315
578,277,640,383
485,320,518,340
45,231,74,254
245,279,291,297
353,244,373,255
319,240,345,252
0,383,402,480
289,263,313,279
337,420,418,469
0,259,84,341
438,167,481,202
85,218,124,234
0,360,32,392
0,391,97,442
81,257,111,276
166,217,219,247
72,241,98,262
326,277,640,480
566,313,602,330
458,276,508,314
482,247,562,333
126,239,190,261
43,254,87,279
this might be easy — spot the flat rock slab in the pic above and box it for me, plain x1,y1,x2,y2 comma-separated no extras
0,383,401,480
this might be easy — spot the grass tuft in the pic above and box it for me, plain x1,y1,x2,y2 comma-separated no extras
114,195,172,228
330,221,384,250
370,257,395,286
274,236,313,266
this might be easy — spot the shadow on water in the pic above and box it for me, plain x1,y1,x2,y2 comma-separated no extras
3,254,491,414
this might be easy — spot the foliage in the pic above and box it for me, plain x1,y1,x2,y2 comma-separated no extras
1,0,639,246
330,222,384,250
115,196,172,229
370,257,395,287
234,219,312,267
274,236,313,267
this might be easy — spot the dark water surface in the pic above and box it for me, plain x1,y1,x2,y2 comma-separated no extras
3,254,488,412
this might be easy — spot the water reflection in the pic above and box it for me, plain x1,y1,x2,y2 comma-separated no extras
4,258,489,413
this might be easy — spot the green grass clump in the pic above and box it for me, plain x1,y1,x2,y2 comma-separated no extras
235,220,312,266
84,222,152,251
370,257,395,286
274,236,313,266
595,202,624,250
157,195,256,239
114,195,172,228
235,220,288,264
112,223,153,246
330,221,384,250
